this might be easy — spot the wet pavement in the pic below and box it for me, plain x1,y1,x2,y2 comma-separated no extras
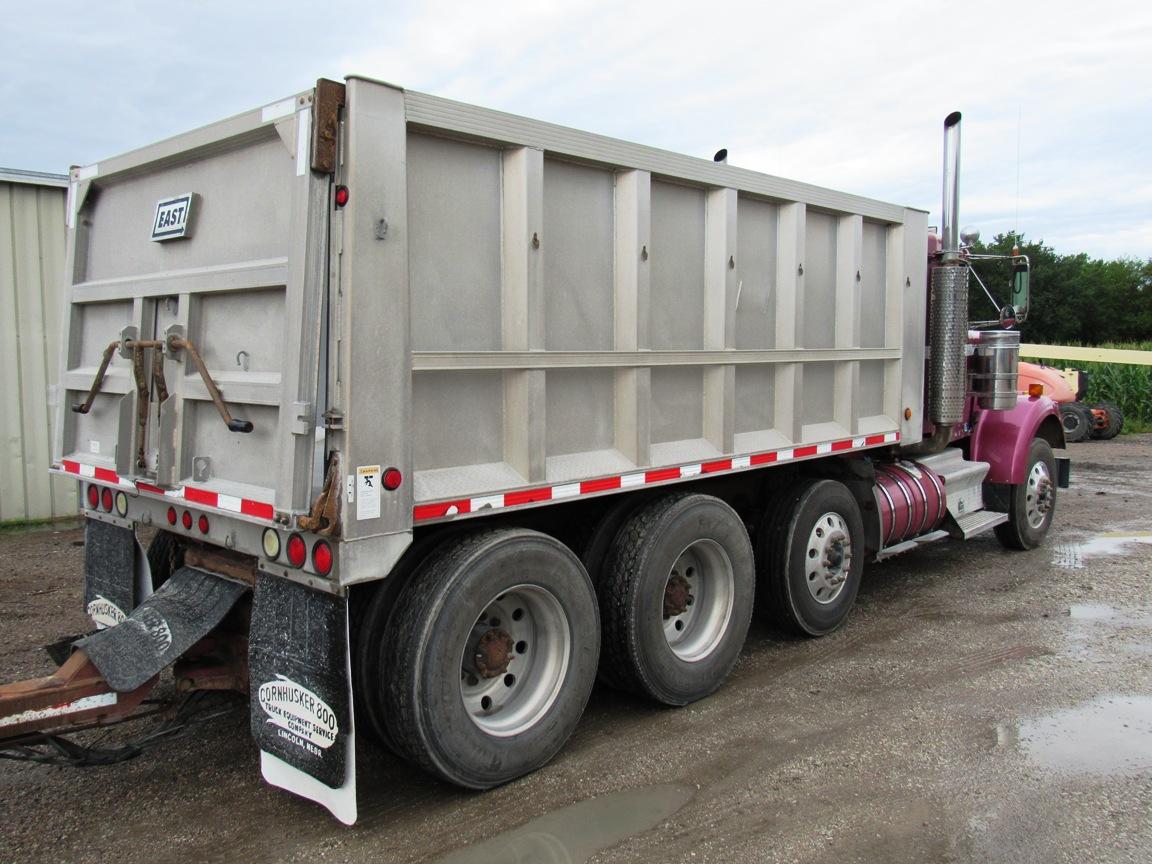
1,435,1150,863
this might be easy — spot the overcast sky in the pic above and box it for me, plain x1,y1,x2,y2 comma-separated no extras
2,1,1149,259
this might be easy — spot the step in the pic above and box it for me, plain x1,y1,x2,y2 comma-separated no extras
876,529,951,561
950,510,1009,540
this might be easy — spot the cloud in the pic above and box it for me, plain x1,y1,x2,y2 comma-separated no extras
2,0,1149,258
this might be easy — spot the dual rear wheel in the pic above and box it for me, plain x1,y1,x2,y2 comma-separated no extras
356,481,866,788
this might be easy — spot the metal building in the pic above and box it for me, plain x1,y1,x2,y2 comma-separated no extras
1,167,75,523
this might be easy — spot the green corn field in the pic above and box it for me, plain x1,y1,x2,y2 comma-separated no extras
1043,342,1152,433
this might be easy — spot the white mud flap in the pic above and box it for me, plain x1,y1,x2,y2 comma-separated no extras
249,574,356,825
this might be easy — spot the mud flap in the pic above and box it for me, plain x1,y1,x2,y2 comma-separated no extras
249,574,356,825
84,521,135,628
76,567,249,692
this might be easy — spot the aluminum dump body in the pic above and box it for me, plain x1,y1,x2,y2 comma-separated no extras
54,77,928,585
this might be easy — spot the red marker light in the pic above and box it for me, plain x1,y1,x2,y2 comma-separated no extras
87,485,99,509
287,533,307,568
334,185,350,207
312,540,333,576
198,514,210,534
181,510,193,530
101,488,114,512
383,468,403,491
167,506,177,526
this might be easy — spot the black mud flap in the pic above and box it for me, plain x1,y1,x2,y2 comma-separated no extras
249,574,356,825
83,520,148,629
76,566,249,691
1056,455,1071,489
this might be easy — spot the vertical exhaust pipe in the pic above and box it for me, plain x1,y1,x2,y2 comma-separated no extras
941,111,962,258
927,111,969,434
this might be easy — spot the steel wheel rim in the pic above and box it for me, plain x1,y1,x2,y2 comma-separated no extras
460,584,570,738
805,512,852,605
1025,460,1054,529
661,539,735,662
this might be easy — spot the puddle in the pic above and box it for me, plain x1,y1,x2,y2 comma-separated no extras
1052,532,1152,569
1061,603,1152,661
431,783,694,864
1016,694,1152,777
1067,604,1118,621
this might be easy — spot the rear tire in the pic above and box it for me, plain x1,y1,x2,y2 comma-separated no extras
756,478,864,637
1089,401,1123,440
146,531,184,589
579,493,652,590
354,529,465,753
598,493,755,705
1059,401,1093,443
380,529,599,789
993,438,1057,550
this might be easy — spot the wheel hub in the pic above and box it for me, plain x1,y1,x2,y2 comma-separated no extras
460,586,572,738
805,513,852,605
663,572,693,618
661,540,735,662
472,627,515,679
1025,460,1054,529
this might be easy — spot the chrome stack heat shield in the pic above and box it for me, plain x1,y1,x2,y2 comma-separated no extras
928,263,970,426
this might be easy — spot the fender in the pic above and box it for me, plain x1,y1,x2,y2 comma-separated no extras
970,395,1065,485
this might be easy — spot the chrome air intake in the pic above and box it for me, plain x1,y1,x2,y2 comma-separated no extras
928,111,968,429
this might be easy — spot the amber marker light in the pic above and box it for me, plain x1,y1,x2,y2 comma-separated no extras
1028,383,1044,398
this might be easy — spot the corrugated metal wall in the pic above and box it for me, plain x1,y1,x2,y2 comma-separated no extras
0,172,76,523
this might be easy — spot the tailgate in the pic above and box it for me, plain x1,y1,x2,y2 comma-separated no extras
54,86,334,518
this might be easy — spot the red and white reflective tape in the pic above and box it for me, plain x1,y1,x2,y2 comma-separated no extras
413,431,900,523
58,460,276,522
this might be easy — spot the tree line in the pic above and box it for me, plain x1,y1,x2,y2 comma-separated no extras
966,233,1152,346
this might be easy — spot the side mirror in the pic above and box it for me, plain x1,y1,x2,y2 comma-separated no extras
1010,256,1030,322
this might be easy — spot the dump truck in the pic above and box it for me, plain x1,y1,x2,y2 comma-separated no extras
0,78,1067,823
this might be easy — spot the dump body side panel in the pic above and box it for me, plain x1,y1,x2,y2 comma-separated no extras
370,83,926,535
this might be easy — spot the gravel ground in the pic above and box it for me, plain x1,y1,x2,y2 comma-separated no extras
1,436,1150,864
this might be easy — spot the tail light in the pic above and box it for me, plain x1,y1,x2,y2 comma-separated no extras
86,485,99,509
312,539,333,576
383,468,403,491
286,533,307,568
181,510,193,530
167,506,177,526
101,488,113,512
198,514,210,534
334,185,350,207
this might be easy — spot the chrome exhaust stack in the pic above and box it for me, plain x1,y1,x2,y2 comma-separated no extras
926,111,970,437
940,111,962,260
